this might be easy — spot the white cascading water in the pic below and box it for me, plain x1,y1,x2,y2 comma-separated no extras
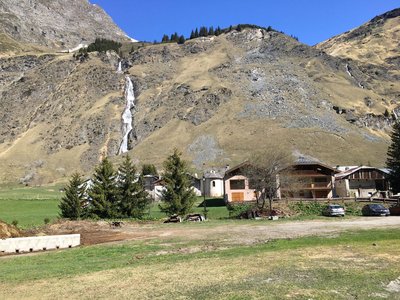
116,61,122,74
118,76,135,154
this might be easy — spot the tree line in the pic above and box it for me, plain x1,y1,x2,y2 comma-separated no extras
59,149,196,220
160,24,276,45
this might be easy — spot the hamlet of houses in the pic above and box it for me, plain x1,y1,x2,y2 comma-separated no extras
142,159,391,203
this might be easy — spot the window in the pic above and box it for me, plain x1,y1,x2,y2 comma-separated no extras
314,177,328,183
212,181,216,187
230,180,245,190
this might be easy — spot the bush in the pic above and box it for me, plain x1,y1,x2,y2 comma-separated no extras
289,202,325,216
44,217,50,224
227,203,254,218
11,219,18,227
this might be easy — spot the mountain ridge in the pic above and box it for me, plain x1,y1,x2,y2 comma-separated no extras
0,5,399,184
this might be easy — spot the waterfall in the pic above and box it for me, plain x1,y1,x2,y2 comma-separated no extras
118,76,135,154
116,61,122,74
346,64,364,89
345,64,353,78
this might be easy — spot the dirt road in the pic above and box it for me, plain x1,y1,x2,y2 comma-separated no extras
43,217,400,247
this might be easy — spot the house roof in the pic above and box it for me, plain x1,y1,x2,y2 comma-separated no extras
224,161,250,177
293,161,339,173
203,171,224,179
335,166,389,180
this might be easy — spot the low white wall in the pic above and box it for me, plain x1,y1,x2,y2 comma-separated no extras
0,234,80,254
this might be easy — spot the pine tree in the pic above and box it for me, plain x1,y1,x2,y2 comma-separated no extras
194,28,199,38
142,164,158,176
117,156,151,218
178,35,185,44
161,34,170,43
208,26,214,36
387,121,400,193
215,26,222,36
88,157,118,219
59,173,86,220
190,30,195,39
159,149,196,216
170,32,179,43
199,26,207,37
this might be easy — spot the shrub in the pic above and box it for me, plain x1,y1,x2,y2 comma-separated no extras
289,202,325,216
44,217,50,225
227,203,254,218
11,220,18,227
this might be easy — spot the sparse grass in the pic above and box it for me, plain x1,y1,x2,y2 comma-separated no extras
1,229,399,299
0,184,63,200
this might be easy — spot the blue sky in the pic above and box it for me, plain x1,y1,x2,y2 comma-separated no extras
90,1,399,45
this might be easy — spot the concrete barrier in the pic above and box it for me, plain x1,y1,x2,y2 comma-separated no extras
0,234,80,254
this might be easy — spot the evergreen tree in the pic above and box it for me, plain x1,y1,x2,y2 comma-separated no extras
159,149,196,216
387,122,400,193
208,26,214,36
88,157,118,219
215,26,222,36
161,34,170,43
194,28,199,38
117,156,151,218
142,164,158,176
199,26,207,37
59,173,86,220
170,32,179,43
190,30,195,39
178,35,186,44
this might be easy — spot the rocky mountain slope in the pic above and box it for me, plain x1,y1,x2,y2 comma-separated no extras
0,0,132,51
317,8,400,70
0,7,399,184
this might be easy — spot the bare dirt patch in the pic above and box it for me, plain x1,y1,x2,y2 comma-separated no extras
23,217,400,248
0,220,20,238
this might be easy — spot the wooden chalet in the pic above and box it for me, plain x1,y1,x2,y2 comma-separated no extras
281,161,338,199
335,166,390,198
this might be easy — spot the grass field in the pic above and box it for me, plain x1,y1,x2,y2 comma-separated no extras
0,185,63,228
1,228,399,299
0,184,229,227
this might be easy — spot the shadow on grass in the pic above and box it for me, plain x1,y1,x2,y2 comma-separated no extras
197,198,226,208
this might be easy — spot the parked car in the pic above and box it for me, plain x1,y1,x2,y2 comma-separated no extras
362,204,390,216
322,204,345,217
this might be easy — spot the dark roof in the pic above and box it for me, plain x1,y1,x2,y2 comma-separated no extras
293,161,339,173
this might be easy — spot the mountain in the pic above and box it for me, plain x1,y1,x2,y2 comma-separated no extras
0,7,399,184
0,0,133,51
316,8,400,70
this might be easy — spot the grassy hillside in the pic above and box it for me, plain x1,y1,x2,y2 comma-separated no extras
1,228,399,298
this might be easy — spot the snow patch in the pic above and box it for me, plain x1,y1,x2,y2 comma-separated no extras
62,43,88,53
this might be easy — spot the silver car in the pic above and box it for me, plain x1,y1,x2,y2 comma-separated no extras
322,204,345,217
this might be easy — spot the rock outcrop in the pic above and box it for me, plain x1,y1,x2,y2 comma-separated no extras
0,0,133,50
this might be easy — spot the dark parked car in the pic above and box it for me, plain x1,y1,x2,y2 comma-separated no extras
322,204,345,217
362,204,390,216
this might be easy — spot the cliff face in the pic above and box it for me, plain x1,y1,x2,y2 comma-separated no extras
0,0,132,50
0,6,399,184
